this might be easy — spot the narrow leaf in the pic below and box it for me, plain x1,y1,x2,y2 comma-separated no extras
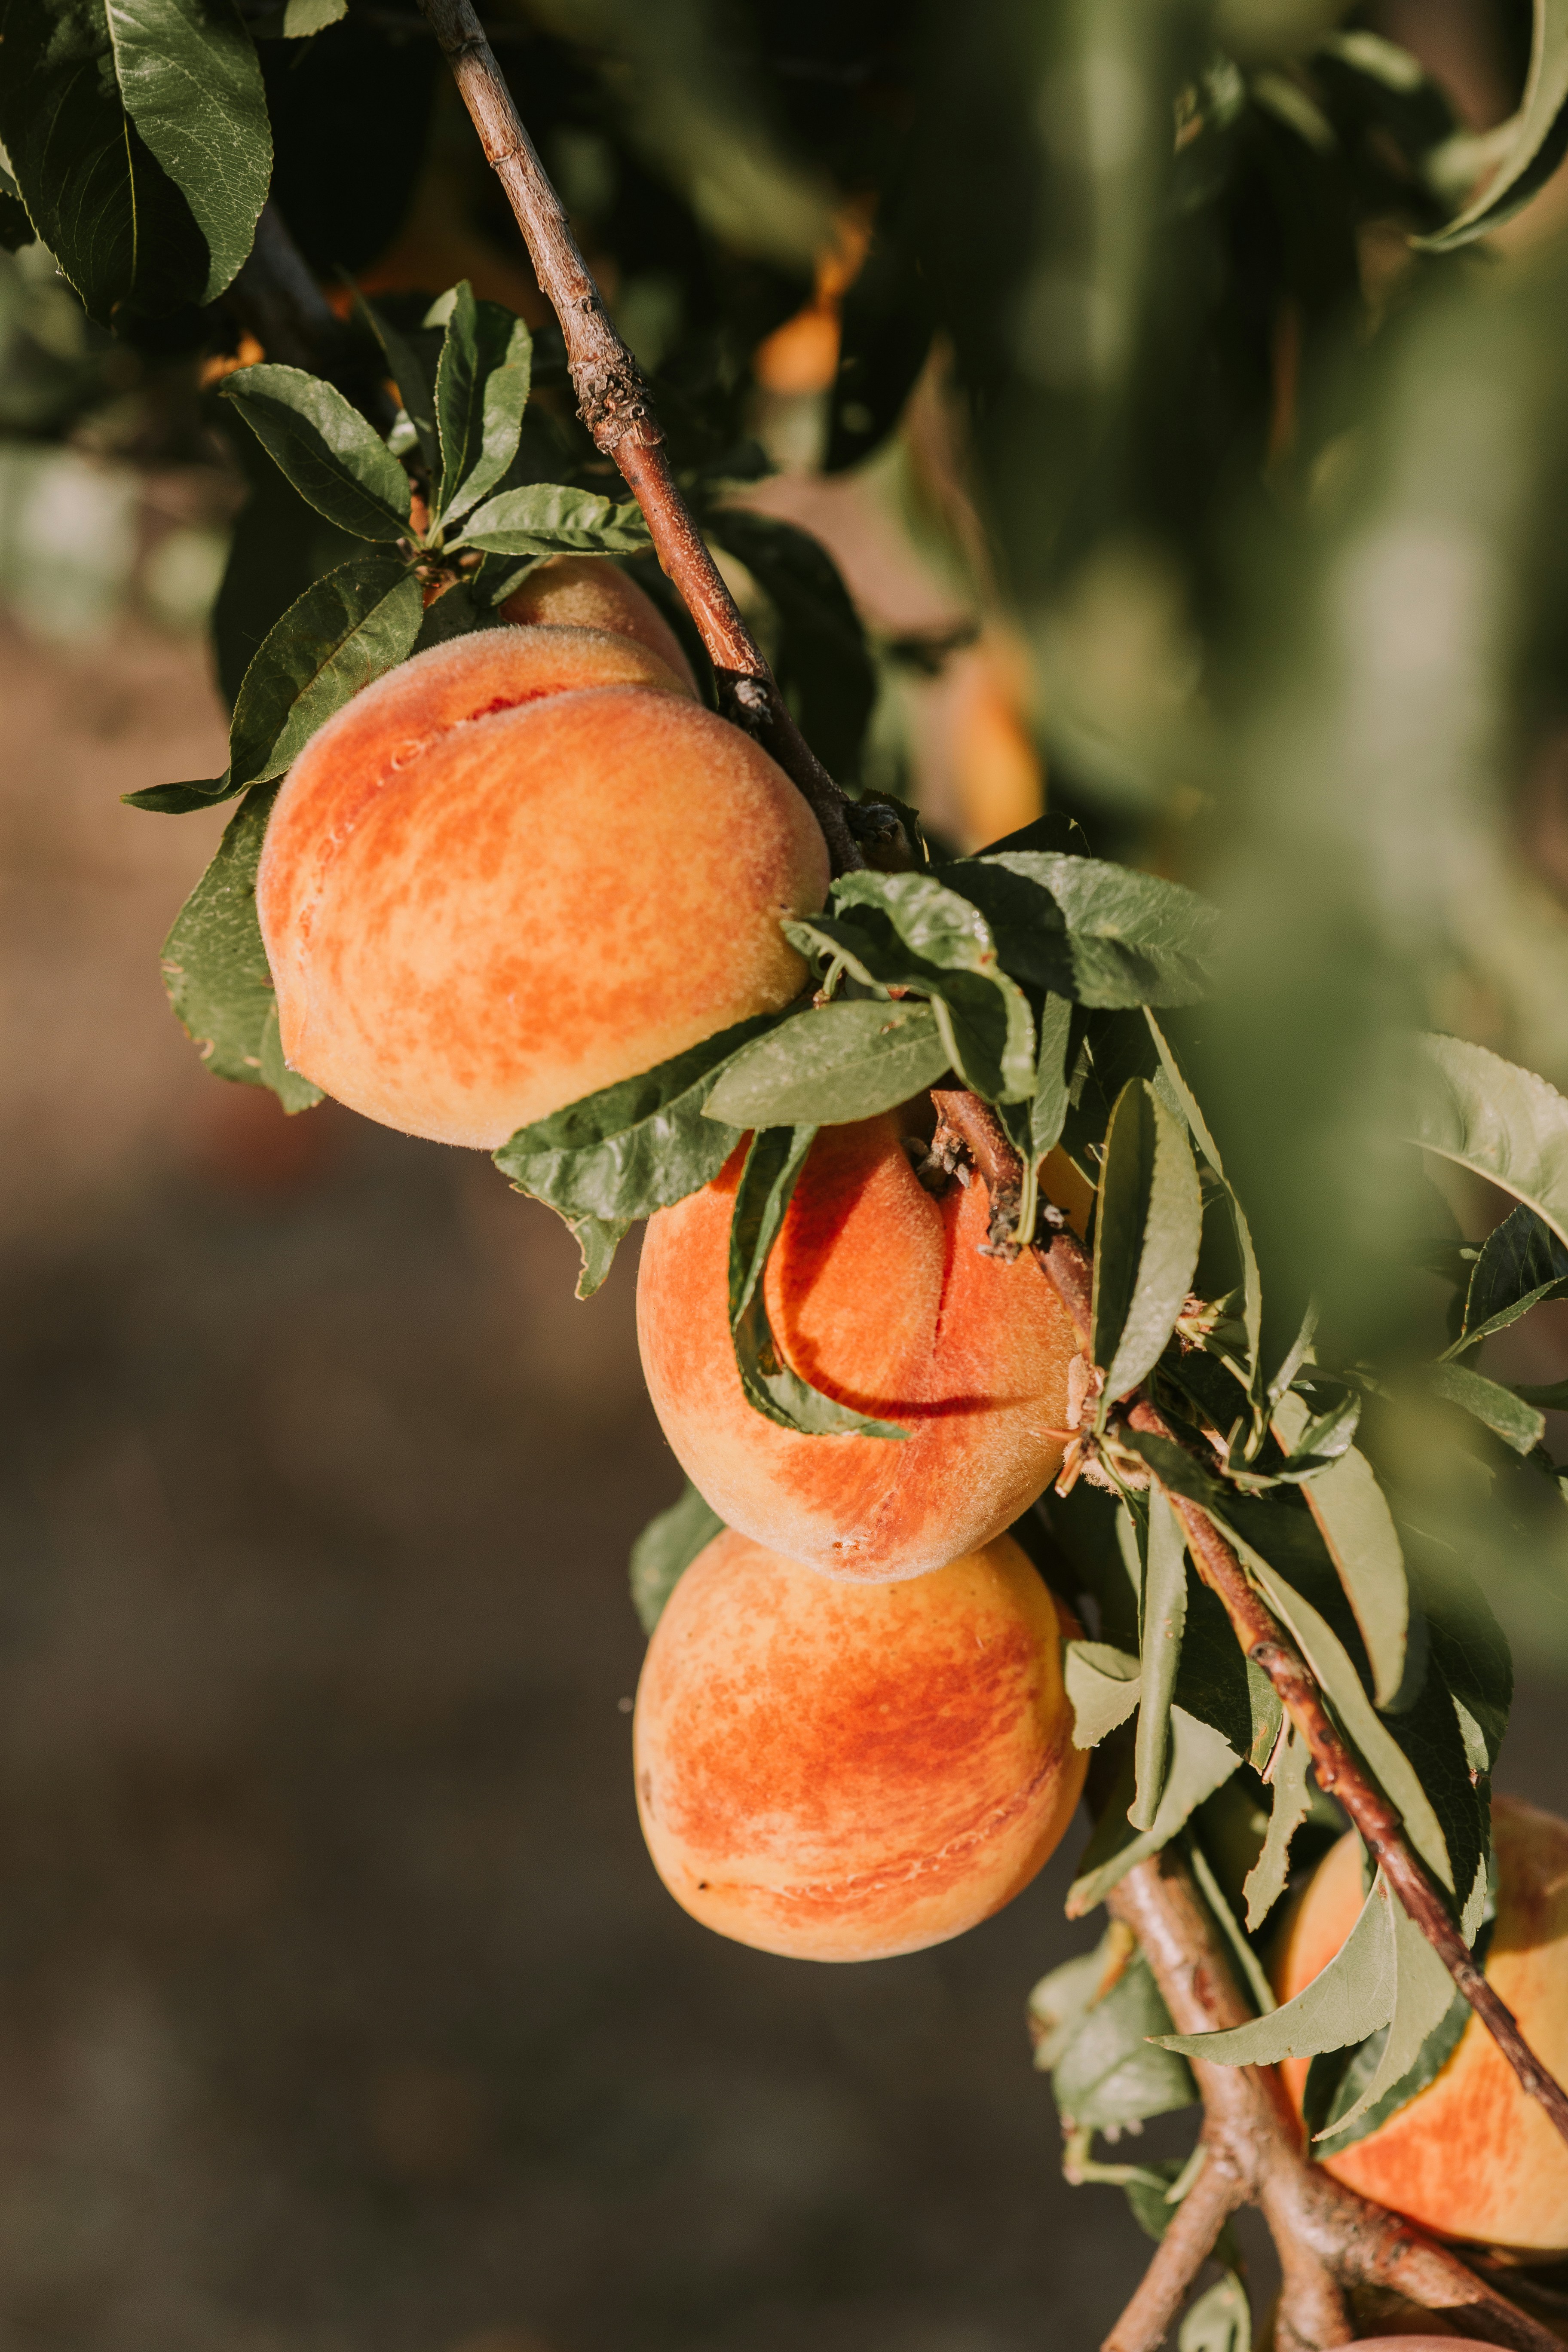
356,290,441,481
1243,1721,1312,1929
1274,1400,1409,1708
129,555,423,812
1418,1,1568,248
1426,1360,1547,1453
223,365,413,541
1160,1875,1396,2064
703,1000,950,1129
453,483,650,557
1314,1895,1457,2141
1092,1079,1204,1402
1455,1199,1568,1350
1131,1489,1187,1831
784,910,1036,1106
433,282,534,522
1032,992,1075,1161
728,1127,907,1441
629,1481,724,1636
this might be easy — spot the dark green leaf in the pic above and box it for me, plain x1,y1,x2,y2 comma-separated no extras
356,288,441,480
629,1481,724,1635
1425,1360,1547,1455
0,165,34,248
1091,1079,1203,1403
1067,1709,1240,1915
1132,1489,1187,1832
432,282,534,523
728,1126,907,1441
941,852,1218,1008
494,1016,778,1282
451,483,650,557
160,784,321,1114
704,507,876,780
129,555,423,812
703,999,950,1129
0,0,211,321
1052,1949,1196,2132
1456,1200,1568,1350
1177,1577,1283,1774
104,0,271,300
224,364,413,541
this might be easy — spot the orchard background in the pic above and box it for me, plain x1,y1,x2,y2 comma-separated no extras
4,0,1568,2346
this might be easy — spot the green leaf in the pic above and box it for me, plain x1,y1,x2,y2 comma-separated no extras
0,165,34,250
1274,1403,1409,1709
1455,1200,1568,1351
1052,1950,1197,2133
223,365,413,542
1132,1489,1187,1832
1032,992,1075,1161
1425,1360,1547,1455
562,1213,630,1302
1308,1972,1474,2156
355,289,441,481
1179,2271,1251,2352
1409,1033,1568,1250
280,0,344,30
703,1000,950,1130
1243,1720,1312,1930
1065,1640,1142,1748
128,555,423,813
1418,0,1568,248
1092,1079,1204,1404
728,1127,908,1441
0,0,211,322
1161,1874,1396,2065
451,483,651,557
494,1017,778,1276
945,852,1218,1008
160,784,322,1113
102,0,271,302
629,1481,724,1635
1146,1008,1264,1400
1029,1936,1119,2070
1188,1837,1277,2018
1067,1709,1240,1916
433,282,534,524
1314,1894,1457,2141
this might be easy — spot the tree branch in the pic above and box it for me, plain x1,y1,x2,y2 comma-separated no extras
412,0,864,877
929,1091,1568,2154
1100,2141,1248,2352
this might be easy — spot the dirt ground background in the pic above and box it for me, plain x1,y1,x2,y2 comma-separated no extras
0,619,1562,2352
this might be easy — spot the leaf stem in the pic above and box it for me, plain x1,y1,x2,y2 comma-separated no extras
410,0,865,877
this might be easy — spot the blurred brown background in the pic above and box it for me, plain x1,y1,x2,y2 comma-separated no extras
0,614,1562,2352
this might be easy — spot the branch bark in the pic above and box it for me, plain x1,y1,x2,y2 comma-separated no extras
412,0,865,877
929,1086,1568,2158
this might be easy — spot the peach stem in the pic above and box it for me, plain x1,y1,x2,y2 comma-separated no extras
410,0,866,878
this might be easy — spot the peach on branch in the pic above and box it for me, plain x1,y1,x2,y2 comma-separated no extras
498,553,698,691
257,625,827,1149
1276,1796,1568,2257
636,1112,1081,1581
634,1526,1086,1961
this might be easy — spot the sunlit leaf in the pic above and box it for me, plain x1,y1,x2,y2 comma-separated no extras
1067,1708,1240,1915
1161,1874,1396,2065
629,1480,724,1635
1131,1488,1187,1832
703,999,950,1129
433,282,534,523
1274,1400,1408,1708
1092,1079,1203,1403
1418,0,1568,248
452,482,650,557
1243,1719,1311,1929
1065,1640,1142,1748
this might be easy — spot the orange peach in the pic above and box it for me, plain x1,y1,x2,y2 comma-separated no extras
498,554,698,692
1276,1796,1568,2256
636,1114,1081,1580
634,1526,1086,1960
257,626,827,1148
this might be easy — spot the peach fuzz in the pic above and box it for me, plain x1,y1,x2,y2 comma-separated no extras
1275,1796,1568,2256
637,1113,1081,1581
256,626,828,1149
498,553,698,692
634,1527,1086,1961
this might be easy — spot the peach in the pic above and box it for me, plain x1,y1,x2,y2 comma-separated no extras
498,553,698,692
1276,1796,1568,2256
257,626,827,1148
636,1114,1081,1580
634,1526,1086,1960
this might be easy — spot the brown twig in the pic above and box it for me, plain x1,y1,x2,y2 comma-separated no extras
412,0,864,877
932,1089,1568,2153
1107,1849,1562,2352
1100,2138,1248,2352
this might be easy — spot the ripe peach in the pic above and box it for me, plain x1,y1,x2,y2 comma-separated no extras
498,554,698,692
634,1526,1086,1960
1276,1796,1568,2256
636,1114,1081,1580
257,627,827,1148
